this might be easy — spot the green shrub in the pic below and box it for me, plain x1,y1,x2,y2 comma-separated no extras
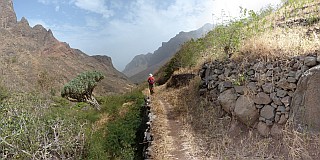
86,90,144,160
0,93,86,159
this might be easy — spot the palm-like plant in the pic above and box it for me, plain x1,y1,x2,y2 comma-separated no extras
61,71,104,110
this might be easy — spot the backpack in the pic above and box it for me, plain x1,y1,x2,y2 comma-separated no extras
148,77,155,85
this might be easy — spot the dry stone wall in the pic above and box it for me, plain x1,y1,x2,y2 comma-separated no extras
199,54,320,136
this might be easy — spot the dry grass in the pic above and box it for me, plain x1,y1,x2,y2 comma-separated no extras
238,26,320,61
149,91,172,160
92,113,109,131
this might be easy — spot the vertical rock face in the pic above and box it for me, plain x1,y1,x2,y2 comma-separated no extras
291,65,320,132
0,0,17,28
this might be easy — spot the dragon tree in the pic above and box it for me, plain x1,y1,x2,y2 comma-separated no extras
61,71,104,110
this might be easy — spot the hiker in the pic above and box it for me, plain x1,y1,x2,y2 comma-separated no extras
147,74,155,95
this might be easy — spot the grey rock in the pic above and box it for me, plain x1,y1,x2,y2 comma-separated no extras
293,62,301,70
207,81,217,90
275,114,280,122
288,91,294,97
287,77,296,83
270,92,276,99
217,89,237,114
271,103,278,108
266,64,274,70
224,68,231,77
317,55,320,63
278,115,287,125
281,96,291,107
223,81,233,88
247,69,255,76
291,65,320,132
259,117,266,122
301,65,310,72
246,82,257,91
274,67,282,73
262,83,273,93
285,113,289,119
205,67,211,80
266,119,273,126
253,62,265,71
214,69,223,74
257,122,270,137
271,124,282,137
234,95,259,127
288,71,296,77
276,105,286,113
295,70,302,80
260,105,275,120
266,70,273,77
234,85,244,94
304,56,317,67
276,89,288,98
277,78,291,90
218,74,225,80
254,92,272,105
285,107,290,112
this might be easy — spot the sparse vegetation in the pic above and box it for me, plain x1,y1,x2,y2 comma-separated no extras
0,89,144,159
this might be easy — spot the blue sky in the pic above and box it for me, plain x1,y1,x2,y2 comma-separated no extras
13,0,282,71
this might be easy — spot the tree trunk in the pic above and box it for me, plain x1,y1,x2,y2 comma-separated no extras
86,96,101,110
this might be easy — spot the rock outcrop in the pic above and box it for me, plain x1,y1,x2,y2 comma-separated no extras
199,53,320,136
0,0,133,95
0,0,17,28
291,65,320,132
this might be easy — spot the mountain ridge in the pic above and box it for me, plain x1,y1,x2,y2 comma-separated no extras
123,23,212,83
0,0,133,95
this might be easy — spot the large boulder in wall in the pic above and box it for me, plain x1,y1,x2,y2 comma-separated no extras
291,65,320,132
234,95,259,127
217,88,237,113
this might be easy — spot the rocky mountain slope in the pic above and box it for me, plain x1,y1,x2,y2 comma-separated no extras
0,0,132,95
123,23,212,83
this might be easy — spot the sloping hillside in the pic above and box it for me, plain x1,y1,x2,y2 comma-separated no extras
0,0,132,95
150,0,320,159
123,23,212,83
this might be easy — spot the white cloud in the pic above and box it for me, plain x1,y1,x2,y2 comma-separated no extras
74,0,114,18
37,0,50,5
46,0,283,70
55,6,60,12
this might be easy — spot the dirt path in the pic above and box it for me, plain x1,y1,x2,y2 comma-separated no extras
158,99,192,160
147,86,201,160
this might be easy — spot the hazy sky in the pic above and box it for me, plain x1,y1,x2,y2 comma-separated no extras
13,0,282,71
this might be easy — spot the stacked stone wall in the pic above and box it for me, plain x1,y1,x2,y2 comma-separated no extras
199,54,320,136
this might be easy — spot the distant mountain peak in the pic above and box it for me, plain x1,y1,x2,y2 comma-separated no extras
123,23,213,82
0,0,133,94
0,0,17,28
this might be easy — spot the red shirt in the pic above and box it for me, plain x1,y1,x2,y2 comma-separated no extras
148,76,155,84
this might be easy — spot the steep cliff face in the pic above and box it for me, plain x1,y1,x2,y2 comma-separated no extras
123,53,153,77
0,0,133,95
0,0,17,28
123,23,212,83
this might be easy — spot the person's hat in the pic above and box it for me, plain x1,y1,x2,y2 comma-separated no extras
149,73,153,77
